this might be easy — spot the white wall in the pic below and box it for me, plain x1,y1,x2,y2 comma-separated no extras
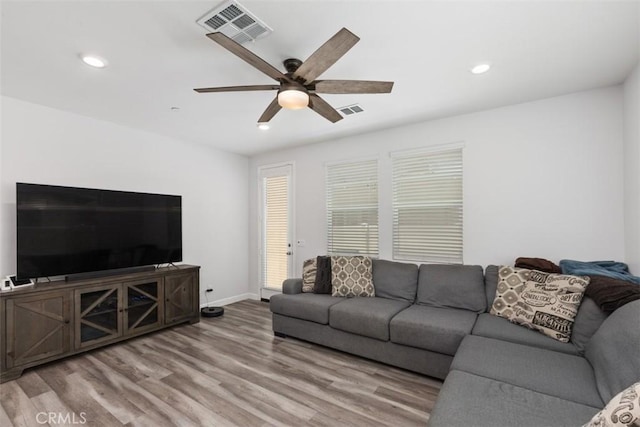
249,86,626,292
624,63,640,275
0,96,251,305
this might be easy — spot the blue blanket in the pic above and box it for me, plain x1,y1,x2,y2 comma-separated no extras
559,260,640,284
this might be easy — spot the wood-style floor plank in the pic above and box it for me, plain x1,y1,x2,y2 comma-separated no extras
0,401,13,427
0,300,442,426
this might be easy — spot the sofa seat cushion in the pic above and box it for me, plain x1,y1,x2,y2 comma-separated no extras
472,313,579,355
390,305,477,355
270,293,343,325
451,335,603,408
427,370,599,427
329,297,411,341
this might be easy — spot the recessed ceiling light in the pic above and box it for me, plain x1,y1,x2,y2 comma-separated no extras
81,55,107,68
257,123,270,130
471,63,491,74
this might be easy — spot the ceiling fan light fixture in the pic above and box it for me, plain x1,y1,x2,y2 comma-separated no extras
277,89,309,110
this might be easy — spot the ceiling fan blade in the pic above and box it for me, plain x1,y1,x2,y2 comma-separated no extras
206,32,293,83
194,85,280,93
258,97,282,123
308,94,343,123
292,28,360,84
313,80,394,94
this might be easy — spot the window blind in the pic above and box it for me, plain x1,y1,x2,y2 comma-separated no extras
263,175,289,288
326,159,379,256
392,147,463,263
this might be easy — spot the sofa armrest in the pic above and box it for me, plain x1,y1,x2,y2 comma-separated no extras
282,278,303,294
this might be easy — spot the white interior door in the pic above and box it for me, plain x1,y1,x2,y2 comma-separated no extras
259,164,293,290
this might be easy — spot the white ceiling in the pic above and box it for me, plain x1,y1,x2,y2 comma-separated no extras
1,0,638,156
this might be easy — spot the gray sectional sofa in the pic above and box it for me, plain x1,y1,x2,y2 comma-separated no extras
269,259,640,426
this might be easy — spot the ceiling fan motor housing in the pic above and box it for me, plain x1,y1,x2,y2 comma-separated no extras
278,81,308,94
283,58,303,74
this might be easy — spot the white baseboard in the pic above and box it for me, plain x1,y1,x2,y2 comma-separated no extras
200,293,259,308
260,287,281,301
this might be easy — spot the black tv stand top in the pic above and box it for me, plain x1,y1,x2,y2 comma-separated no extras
65,265,156,282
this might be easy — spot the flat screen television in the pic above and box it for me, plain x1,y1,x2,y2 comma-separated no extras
17,183,182,280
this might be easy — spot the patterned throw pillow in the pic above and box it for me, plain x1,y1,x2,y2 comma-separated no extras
490,266,590,342
583,381,640,427
331,256,375,297
302,258,317,293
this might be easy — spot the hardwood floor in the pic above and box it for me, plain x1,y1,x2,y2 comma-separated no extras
0,300,442,426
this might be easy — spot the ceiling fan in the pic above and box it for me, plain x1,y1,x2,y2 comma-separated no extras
194,28,394,124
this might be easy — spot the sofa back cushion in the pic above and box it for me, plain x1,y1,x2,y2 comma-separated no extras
570,297,607,355
484,265,499,308
371,259,418,302
585,299,640,403
416,264,486,312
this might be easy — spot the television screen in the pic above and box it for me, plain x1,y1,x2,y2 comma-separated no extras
17,183,182,280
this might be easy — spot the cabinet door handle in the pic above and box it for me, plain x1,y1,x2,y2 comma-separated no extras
64,320,70,324
166,298,170,302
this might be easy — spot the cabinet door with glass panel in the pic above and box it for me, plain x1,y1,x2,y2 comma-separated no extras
75,279,162,349
75,283,122,349
123,278,162,335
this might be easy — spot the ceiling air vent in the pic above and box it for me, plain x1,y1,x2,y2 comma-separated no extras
197,0,272,45
338,104,364,116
